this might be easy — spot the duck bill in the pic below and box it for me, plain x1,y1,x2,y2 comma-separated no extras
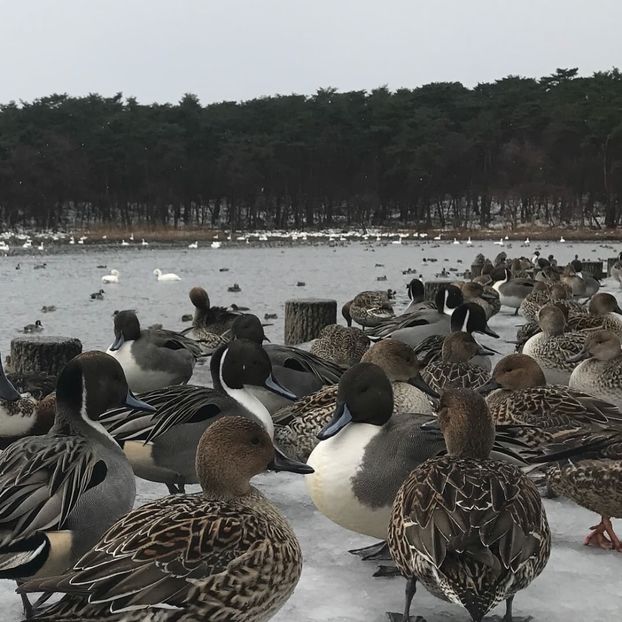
566,350,590,363
0,365,20,402
123,391,156,412
476,344,498,356
109,334,124,351
614,306,622,316
269,447,314,474
407,374,439,398
479,325,500,339
264,374,297,400
477,378,502,394
317,402,352,440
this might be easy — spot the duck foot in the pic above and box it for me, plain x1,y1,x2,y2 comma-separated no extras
348,541,391,560
584,516,622,551
374,564,401,578
386,614,426,622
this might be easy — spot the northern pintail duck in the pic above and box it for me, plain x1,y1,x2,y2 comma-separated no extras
309,324,369,367
402,278,425,313
345,289,395,328
387,389,550,622
460,281,500,319
482,353,622,447
420,332,493,393
0,352,154,615
23,320,43,334
180,286,242,349
366,284,464,340
561,266,587,297
569,330,622,410
305,364,525,543
106,310,201,393
522,303,586,384
233,314,343,402
100,339,298,493
19,417,311,621
275,340,437,462
568,292,622,337
492,268,535,315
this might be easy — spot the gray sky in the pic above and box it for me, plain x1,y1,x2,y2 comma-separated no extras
0,0,620,104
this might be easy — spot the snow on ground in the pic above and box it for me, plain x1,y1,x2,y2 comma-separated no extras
1,241,621,621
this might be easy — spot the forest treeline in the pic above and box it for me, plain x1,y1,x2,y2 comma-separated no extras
0,67,621,231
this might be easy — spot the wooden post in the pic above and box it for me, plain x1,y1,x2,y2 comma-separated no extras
9,336,82,376
284,299,337,345
424,280,452,302
581,261,604,280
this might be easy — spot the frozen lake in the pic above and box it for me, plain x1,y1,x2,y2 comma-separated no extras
0,238,620,621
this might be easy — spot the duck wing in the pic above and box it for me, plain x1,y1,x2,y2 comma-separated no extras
264,345,344,385
19,494,272,615
144,329,208,358
0,435,105,545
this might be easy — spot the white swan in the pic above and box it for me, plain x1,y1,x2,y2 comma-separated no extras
141,239,149,246
121,240,130,247
453,238,460,245
211,241,221,249
154,268,181,282
102,269,120,284
466,237,473,246
188,241,198,249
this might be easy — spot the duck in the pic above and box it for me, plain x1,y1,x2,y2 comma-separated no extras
232,314,344,401
344,290,395,328
23,320,43,333
40,305,56,313
106,310,200,393
568,330,622,410
482,353,622,447
492,268,535,315
183,286,243,346
153,268,181,282
387,388,550,622
561,266,587,297
187,240,198,248
275,341,437,462
101,269,120,284
389,299,499,348
367,284,464,341
0,352,154,616
100,339,298,493
567,292,622,337
90,289,105,301
402,278,425,313
19,417,311,621
420,332,493,393
305,364,525,544
522,303,586,384
309,324,370,367
610,260,622,288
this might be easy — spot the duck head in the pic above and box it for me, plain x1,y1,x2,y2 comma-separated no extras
196,416,313,498
109,310,141,351
441,332,496,364
537,304,566,336
317,363,394,440
189,286,211,311
450,303,499,338
407,279,424,304
567,330,622,363
435,284,463,316
232,314,269,343
479,353,546,393
361,340,438,397
588,293,622,316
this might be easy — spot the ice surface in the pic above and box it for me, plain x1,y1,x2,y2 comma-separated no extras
0,239,620,621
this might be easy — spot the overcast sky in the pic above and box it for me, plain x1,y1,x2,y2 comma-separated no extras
0,0,620,104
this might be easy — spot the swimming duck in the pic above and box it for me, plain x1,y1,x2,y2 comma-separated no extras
492,268,535,315
482,353,622,447
106,310,201,393
275,341,437,462
568,330,622,410
420,332,493,393
0,352,154,615
309,324,370,367
90,289,105,300
18,417,311,621
153,268,181,282
523,304,586,384
101,269,120,284
101,339,298,493
387,389,550,622
23,320,43,334
305,364,524,543
345,290,395,328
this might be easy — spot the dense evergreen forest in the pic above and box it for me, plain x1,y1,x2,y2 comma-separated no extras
0,68,621,231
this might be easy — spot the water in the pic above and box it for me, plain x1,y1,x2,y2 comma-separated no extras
0,238,620,621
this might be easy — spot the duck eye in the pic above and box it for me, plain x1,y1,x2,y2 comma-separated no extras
251,437,261,446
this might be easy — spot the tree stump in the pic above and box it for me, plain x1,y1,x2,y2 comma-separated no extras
9,336,82,376
284,299,337,345
424,280,452,302
580,261,604,280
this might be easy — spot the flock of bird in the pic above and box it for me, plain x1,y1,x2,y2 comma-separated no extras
1,243,622,622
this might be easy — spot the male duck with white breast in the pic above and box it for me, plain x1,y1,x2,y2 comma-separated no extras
19,417,312,622
0,352,154,616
